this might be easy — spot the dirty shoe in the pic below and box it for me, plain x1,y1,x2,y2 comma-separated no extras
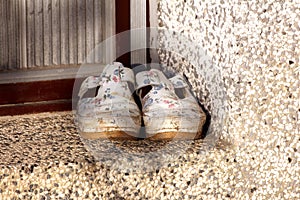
136,69,206,140
77,62,141,140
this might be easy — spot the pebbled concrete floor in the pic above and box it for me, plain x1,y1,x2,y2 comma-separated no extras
0,111,299,199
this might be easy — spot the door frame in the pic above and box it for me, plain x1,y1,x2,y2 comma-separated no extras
0,0,153,116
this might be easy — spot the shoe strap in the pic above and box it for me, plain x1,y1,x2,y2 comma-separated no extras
169,75,188,89
136,70,162,91
101,62,135,85
78,62,135,99
78,76,102,99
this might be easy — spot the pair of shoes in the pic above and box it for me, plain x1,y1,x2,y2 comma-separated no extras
76,62,206,140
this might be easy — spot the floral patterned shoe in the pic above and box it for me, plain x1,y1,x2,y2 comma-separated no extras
77,62,141,140
136,69,206,140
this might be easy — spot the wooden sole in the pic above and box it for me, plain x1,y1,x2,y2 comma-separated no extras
80,131,140,140
148,132,202,141
80,131,204,141
147,117,206,141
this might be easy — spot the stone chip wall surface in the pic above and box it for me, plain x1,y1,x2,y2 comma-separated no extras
155,0,299,197
156,0,299,144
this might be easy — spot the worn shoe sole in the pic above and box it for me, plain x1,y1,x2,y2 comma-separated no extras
144,113,206,140
80,131,139,140
147,132,200,140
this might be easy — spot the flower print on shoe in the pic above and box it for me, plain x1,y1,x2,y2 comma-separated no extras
136,69,206,140
77,62,141,140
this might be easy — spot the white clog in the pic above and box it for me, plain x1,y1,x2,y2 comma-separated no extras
136,69,206,140
77,62,141,139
